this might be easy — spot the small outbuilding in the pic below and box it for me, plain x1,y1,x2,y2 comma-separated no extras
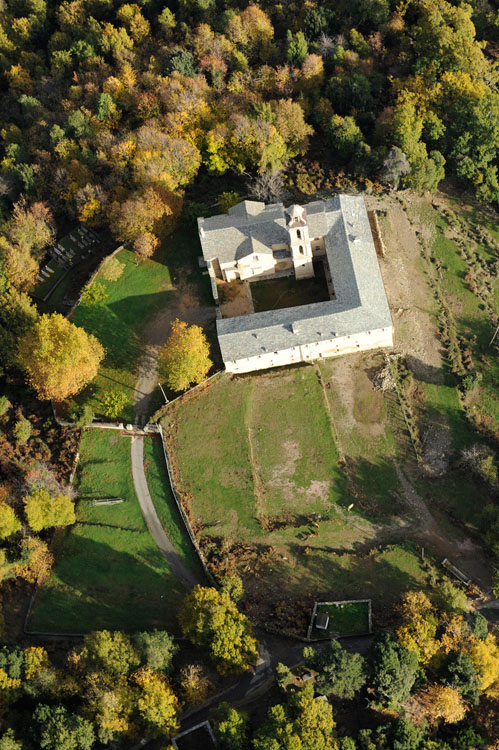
315,612,330,630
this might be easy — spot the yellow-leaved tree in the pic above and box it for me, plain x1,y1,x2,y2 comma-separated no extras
396,591,439,665
416,683,466,724
24,489,76,532
159,319,211,392
18,313,104,400
179,586,258,674
133,666,179,738
0,503,21,539
467,633,499,697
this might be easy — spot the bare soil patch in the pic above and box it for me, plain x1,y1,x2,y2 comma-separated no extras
134,272,215,423
367,194,444,383
218,279,254,317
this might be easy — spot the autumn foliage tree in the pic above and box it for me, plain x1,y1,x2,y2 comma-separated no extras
159,319,211,392
179,586,258,674
0,503,21,539
24,489,75,532
416,683,466,724
18,313,104,400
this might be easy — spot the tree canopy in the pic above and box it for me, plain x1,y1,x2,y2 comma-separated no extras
179,585,258,674
18,313,104,401
159,318,212,392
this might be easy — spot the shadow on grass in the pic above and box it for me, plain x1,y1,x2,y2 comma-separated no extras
255,541,429,611
73,289,174,370
30,532,185,634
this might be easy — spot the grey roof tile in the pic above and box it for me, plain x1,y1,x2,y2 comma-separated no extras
212,195,392,363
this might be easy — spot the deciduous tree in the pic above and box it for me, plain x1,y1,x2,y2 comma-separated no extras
18,313,104,401
133,666,179,738
24,488,75,532
135,630,177,674
0,503,21,539
416,683,466,724
32,704,94,750
81,630,140,676
179,586,258,674
159,319,211,392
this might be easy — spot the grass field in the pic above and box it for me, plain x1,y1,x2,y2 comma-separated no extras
164,364,440,609
29,431,187,634
408,196,499,437
66,248,174,423
314,600,371,637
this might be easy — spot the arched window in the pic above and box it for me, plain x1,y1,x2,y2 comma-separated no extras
297,229,302,239
299,245,304,255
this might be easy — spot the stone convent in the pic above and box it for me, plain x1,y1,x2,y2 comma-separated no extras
198,195,393,373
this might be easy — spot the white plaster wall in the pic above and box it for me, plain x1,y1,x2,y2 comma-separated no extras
224,327,393,373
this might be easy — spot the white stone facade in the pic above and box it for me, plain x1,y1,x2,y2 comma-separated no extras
198,195,393,374
224,327,393,373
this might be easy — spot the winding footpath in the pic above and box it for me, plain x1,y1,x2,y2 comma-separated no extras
130,435,200,591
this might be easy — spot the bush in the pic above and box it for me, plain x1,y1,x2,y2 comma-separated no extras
81,282,108,305
102,390,127,419
71,404,95,428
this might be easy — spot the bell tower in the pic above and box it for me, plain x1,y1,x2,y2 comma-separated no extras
286,204,314,279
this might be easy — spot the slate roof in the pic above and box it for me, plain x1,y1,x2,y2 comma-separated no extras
198,199,332,265
209,195,392,363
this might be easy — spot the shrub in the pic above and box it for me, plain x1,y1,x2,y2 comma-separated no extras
102,390,127,419
81,282,108,305
71,404,95,428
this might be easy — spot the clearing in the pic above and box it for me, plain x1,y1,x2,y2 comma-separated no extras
29,430,197,634
64,222,215,424
165,189,496,626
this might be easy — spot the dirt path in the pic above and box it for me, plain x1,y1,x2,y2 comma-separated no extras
130,436,200,590
134,278,215,424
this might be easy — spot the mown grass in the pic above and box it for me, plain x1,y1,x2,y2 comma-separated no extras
315,601,370,637
29,430,185,634
67,248,173,422
143,436,204,579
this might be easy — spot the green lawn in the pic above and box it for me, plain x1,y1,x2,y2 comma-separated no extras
164,366,439,608
29,430,186,634
67,248,174,422
315,600,370,637
143,436,204,580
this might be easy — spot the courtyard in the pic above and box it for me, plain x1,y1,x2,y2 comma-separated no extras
250,261,331,313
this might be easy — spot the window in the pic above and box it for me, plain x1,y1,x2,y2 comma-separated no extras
299,245,304,255
297,229,302,239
